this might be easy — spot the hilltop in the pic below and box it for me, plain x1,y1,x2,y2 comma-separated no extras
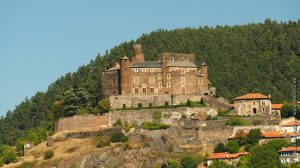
0,18,300,147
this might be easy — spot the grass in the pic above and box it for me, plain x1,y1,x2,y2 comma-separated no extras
16,161,37,168
65,146,80,153
43,150,54,160
143,121,171,130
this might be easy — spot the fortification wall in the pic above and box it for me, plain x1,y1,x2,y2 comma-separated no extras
54,114,109,133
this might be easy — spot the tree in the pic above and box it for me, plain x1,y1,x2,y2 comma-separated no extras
235,130,247,146
246,129,261,145
281,104,294,118
267,139,289,150
249,144,281,168
214,143,227,153
96,99,111,114
226,140,240,153
180,154,203,168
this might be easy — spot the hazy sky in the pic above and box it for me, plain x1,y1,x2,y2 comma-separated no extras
0,0,300,116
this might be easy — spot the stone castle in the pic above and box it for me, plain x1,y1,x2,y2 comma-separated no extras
102,44,216,109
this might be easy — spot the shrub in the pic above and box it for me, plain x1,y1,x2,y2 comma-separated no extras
180,154,203,168
252,119,263,126
226,140,240,153
167,160,181,168
123,121,131,132
0,159,3,167
225,116,249,126
208,160,233,168
143,121,171,130
113,119,123,127
149,103,153,107
111,132,128,143
181,114,187,119
152,111,162,121
187,99,192,107
246,129,261,145
97,99,111,113
218,109,230,116
214,143,227,153
65,146,80,153
1,149,17,164
95,135,111,148
200,98,205,105
43,150,54,160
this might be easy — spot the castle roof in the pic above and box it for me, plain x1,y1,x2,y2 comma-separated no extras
167,61,197,67
233,93,270,101
207,152,248,160
131,61,161,68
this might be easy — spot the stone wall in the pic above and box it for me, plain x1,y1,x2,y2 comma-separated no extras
54,114,109,133
109,107,218,125
109,94,207,109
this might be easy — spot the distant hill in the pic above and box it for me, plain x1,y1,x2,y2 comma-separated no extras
0,19,300,145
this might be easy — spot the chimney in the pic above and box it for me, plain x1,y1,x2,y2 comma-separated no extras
132,44,144,63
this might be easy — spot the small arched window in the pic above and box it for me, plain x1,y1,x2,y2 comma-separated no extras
170,57,174,61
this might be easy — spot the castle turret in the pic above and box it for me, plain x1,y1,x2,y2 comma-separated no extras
161,55,167,86
132,44,145,63
120,56,131,95
201,62,208,88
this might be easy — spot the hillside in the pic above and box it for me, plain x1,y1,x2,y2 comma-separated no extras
0,19,300,146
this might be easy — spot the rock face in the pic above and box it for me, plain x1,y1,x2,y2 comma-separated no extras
52,127,203,168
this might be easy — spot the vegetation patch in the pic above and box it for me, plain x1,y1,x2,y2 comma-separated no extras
65,146,80,153
43,150,54,160
110,132,128,143
95,135,111,148
16,161,37,168
143,121,171,130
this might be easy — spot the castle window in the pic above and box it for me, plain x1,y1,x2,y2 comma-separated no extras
181,68,185,75
150,87,154,93
181,87,186,94
135,68,138,72
142,88,147,94
181,77,186,85
142,68,146,72
170,57,174,61
167,82,171,88
262,101,265,106
181,58,184,61
149,76,155,84
134,77,139,85
150,68,154,72
158,82,162,88
167,74,171,80
263,108,265,112
158,74,162,79
135,88,139,94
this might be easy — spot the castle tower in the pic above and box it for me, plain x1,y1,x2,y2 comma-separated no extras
161,55,168,86
132,44,145,63
120,56,131,95
201,62,208,88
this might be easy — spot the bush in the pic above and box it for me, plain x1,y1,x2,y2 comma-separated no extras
181,114,187,119
0,159,3,167
246,129,261,145
96,135,111,148
143,121,171,130
225,116,249,126
152,111,162,121
149,103,153,107
252,119,263,126
1,149,17,164
208,160,233,168
187,99,192,107
167,160,181,168
113,119,122,127
180,154,203,168
43,150,54,160
214,143,227,153
200,98,205,105
111,132,128,143
226,140,240,153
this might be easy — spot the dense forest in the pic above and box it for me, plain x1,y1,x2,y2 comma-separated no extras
0,19,300,146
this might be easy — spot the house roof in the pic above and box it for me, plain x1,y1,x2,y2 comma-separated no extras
167,61,197,68
297,101,300,105
233,93,270,100
261,131,285,138
282,120,300,127
207,152,248,160
278,146,300,153
272,104,283,110
131,61,161,68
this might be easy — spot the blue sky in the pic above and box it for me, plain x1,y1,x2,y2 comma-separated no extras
0,0,299,116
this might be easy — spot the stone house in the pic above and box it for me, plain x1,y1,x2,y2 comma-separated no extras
102,44,216,109
207,152,248,166
278,146,300,164
233,93,271,116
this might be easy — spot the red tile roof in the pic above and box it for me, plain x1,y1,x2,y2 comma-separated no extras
207,152,248,160
233,93,270,100
282,120,300,127
271,104,283,110
261,131,285,138
278,146,300,153
297,101,300,105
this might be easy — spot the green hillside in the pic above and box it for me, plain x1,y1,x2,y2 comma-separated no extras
0,19,300,145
